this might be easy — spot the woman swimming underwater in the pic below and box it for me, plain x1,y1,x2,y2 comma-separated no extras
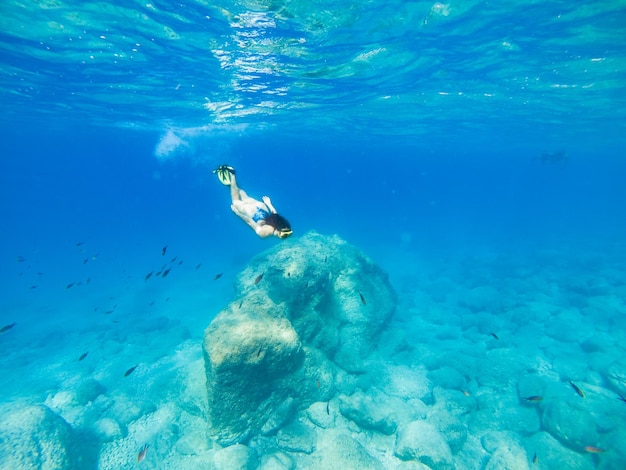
213,165,293,239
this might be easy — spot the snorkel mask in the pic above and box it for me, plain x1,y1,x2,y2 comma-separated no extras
277,228,293,239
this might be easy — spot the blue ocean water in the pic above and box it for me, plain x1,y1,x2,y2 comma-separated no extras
1,0,626,468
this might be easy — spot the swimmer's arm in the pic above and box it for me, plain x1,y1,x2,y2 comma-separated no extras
262,196,277,214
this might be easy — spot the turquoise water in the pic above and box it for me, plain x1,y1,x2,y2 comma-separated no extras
1,0,626,468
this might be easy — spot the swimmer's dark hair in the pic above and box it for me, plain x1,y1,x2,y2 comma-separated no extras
264,213,292,238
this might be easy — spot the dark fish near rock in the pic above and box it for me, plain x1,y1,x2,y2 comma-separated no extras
532,452,538,464
214,273,223,280
326,401,330,415
137,444,149,463
254,273,264,285
78,352,88,361
570,381,585,398
583,445,605,454
161,245,167,256
0,322,16,333
489,332,499,340
524,395,543,402
124,365,138,377
617,393,626,404
359,291,366,305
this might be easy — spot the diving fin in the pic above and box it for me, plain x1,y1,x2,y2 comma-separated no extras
213,165,236,185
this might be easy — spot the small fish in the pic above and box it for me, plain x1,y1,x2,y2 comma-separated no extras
155,271,162,277
617,393,626,403
532,452,538,464
161,245,167,256
324,255,327,263
254,273,264,285
317,380,321,388
66,282,75,289
149,301,155,306
78,352,88,361
76,242,84,246
144,271,153,281
29,285,37,289
195,263,202,270
137,444,149,463
524,395,543,402
257,347,262,357
570,381,585,398
104,310,114,314
83,258,89,264
0,322,16,333
461,389,471,397
326,401,330,415
124,365,138,377
489,332,499,340
178,260,183,266
583,445,605,454
86,277,91,284
170,256,177,263
17,256,26,262
239,300,243,309
214,273,223,280
359,291,366,305
162,268,171,278
165,297,170,302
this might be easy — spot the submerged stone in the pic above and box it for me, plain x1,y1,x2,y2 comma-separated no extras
203,232,396,445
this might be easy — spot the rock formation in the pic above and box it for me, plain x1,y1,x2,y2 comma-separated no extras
203,232,396,445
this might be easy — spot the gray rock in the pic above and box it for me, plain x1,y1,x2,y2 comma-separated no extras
214,444,258,470
395,420,454,470
541,399,598,449
428,366,466,390
338,388,399,435
261,397,297,435
606,357,626,395
525,432,593,470
276,420,317,454
308,434,384,470
428,408,468,454
259,451,295,470
75,378,106,405
203,232,396,445
92,417,125,442
204,304,304,445
306,401,334,429
481,430,523,453
0,404,82,469
485,444,530,470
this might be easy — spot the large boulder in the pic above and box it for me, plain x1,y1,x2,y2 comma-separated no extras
203,232,396,445
0,404,83,469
